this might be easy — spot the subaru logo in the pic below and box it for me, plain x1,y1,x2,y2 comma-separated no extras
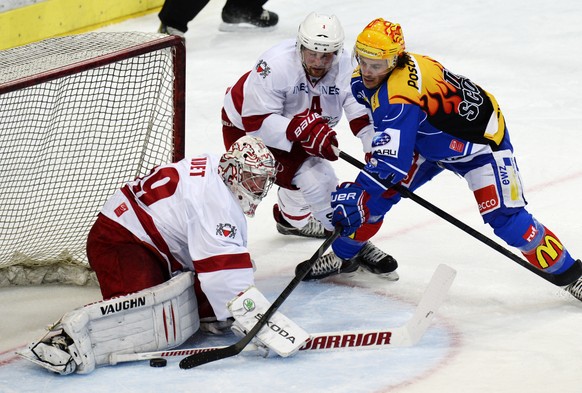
372,132,391,147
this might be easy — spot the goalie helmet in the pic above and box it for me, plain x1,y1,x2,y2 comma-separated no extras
296,12,344,61
219,136,277,217
354,18,405,70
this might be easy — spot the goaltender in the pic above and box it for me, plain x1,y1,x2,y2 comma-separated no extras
19,136,309,374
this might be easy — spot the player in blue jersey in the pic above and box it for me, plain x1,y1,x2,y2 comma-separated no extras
308,18,582,300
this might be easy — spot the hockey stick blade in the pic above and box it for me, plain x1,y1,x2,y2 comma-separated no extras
112,264,455,365
395,264,456,345
178,227,342,369
335,148,582,287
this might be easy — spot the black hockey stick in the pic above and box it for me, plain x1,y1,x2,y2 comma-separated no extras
179,226,342,369
337,149,582,287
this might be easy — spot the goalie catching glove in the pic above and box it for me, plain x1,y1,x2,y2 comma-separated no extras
331,182,370,236
286,110,338,161
227,285,310,357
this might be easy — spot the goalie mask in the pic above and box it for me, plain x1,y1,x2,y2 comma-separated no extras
219,136,277,217
296,12,345,74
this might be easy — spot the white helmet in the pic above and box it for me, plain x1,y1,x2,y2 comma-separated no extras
297,12,345,55
219,136,277,217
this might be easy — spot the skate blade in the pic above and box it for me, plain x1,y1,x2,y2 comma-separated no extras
218,23,278,33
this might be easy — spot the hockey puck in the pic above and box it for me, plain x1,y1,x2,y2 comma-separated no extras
149,358,167,367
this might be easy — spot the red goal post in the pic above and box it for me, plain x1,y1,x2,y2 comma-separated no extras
0,32,185,286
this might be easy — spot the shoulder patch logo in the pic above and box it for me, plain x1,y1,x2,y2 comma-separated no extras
255,59,271,79
216,223,237,238
114,202,128,217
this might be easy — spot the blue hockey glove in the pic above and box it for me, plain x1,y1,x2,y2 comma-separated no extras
364,153,396,183
331,182,370,236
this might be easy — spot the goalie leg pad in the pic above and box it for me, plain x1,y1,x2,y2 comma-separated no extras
227,286,310,357
19,272,199,374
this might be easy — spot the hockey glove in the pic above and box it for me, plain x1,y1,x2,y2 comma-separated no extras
364,153,397,183
286,110,338,161
227,286,309,358
331,182,370,237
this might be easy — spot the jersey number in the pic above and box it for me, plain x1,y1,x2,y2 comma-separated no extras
133,167,179,206
310,96,322,114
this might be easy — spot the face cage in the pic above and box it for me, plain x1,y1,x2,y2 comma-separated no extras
235,167,276,217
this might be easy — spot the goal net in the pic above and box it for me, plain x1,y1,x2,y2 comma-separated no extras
0,32,185,286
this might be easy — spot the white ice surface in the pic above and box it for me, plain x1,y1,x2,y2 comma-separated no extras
1,1,582,392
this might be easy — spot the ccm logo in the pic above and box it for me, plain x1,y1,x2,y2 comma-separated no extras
331,192,357,202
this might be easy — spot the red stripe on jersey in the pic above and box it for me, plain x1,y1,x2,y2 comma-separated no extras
120,186,183,272
195,252,253,273
242,113,271,132
229,71,251,116
349,114,372,136
229,70,271,132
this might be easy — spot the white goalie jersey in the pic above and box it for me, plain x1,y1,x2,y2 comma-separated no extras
100,153,255,320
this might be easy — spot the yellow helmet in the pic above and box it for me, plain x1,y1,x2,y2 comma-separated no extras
354,19,405,60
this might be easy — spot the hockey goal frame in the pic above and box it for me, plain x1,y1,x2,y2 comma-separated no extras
0,33,186,286
0,35,185,160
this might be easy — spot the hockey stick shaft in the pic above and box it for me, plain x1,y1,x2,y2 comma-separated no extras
112,264,455,365
179,226,342,369
337,149,581,286
112,328,404,364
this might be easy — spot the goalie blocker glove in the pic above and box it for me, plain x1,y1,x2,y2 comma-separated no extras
227,285,310,357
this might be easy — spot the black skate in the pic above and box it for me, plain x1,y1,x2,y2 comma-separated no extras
356,242,399,281
219,6,278,32
157,24,185,37
565,262,582,301
296,252,359,281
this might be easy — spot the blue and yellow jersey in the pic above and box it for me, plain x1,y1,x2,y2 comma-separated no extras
352,53,506,183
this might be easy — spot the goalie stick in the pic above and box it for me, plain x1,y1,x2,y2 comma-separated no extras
178,226,342,369
335,148,582,287
109,264,456,365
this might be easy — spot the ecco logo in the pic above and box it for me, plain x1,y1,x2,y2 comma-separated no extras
478,198,497,212
474,184,499,214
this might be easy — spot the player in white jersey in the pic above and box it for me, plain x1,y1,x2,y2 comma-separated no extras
222,12,398,280
88,136,276,321
19,136,311,374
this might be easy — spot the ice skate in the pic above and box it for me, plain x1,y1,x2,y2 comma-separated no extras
219,7,278,32
18,329,77,375
273,204,331,239
565,264,582,301
356,242,399,281
157,23,185,37
297,252,359,281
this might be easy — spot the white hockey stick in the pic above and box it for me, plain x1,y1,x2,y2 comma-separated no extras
110,264,456,365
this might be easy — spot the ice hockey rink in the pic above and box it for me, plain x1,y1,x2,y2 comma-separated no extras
1,0,582,392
